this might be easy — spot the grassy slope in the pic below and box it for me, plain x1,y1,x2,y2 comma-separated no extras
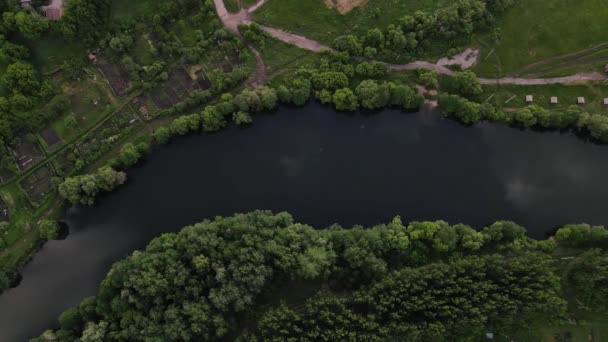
253,0,446,45
474,0,608,77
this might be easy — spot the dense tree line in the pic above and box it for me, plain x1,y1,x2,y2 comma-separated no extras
35,211,608,341
58,167,127,205
333,0,514,61
253,254,564,341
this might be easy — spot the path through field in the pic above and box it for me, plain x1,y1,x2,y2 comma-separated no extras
215,0,608,85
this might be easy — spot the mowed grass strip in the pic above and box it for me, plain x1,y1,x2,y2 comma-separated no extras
474,0,608,77
253,0,446,45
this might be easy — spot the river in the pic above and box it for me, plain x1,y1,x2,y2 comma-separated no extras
2,102,608,340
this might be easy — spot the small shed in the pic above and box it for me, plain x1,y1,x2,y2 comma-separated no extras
550,96,558,104
525,95,533,103
88,53,97,62
577,97,586,105
603,98,608,106
20,0,32,8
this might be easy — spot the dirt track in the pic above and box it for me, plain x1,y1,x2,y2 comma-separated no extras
215,0,608,86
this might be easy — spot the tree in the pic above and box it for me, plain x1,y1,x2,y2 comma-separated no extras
201,106,226,132
584,114,608,143
117,143,142,167
450,71,482,98
355,62,388,78
233,111,252,125
332,88,359,111
389,83,422,109
312,72,349,91
439,94,481,124
276,85,292,104
39,220,60,240
234,89,261,112
333,35,362,55
566,249,608,312
289,79,311,106
316,89,333,104
14,12,49,39
514,107,537,128
355,80,389,110
58,167,126,205
153,127,171,145
257,86,278,111
2,62,39,95
170,114,199,135
363,28,385,48
417,69,438,89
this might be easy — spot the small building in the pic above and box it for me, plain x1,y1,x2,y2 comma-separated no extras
88,53,97,63
577,97,586,105
550,96,558,104
603,98,608,106
20,0,32,8
485,332,495,339
525,95,533,103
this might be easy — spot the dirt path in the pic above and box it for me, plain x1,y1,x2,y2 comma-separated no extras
258,25,333,52
247,0,268,12
246,46,266,87
215,0,608,86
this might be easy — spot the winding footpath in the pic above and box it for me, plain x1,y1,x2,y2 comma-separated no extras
215,0,608,86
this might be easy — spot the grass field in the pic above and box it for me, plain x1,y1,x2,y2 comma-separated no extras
473,0,608,77
258,37,315,79
253,0,446,45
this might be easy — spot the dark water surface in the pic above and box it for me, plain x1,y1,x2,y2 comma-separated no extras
3,103,608,340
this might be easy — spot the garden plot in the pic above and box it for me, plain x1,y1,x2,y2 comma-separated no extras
147,68,212,110
20,163,54,204
97,56,131,97
9,135,45,171
39,127,62,151
131,96,152,120
74,106,141,165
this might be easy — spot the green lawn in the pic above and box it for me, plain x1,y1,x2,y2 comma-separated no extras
20,34,85,74
258,37,315,78
473,0,608,77
253,0,446,45
110,0,158,22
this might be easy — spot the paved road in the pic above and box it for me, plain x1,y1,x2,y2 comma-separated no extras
215,0,608,85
